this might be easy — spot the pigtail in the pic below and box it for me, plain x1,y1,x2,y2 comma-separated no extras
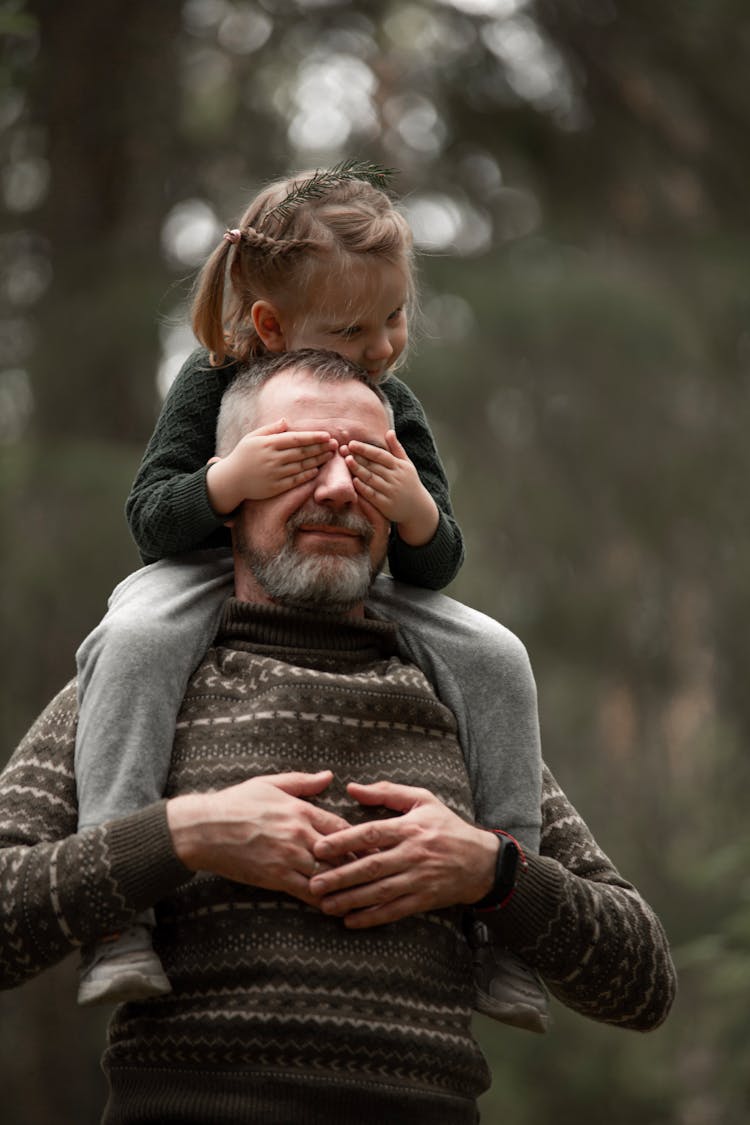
191,235,237,366
191,223,323,366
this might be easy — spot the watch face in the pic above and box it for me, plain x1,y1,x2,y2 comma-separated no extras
498,837,519,886
472,832,523,910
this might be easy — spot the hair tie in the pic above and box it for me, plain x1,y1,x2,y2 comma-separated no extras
223,228,242,244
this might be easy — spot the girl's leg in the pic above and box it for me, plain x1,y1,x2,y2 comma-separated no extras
75,549,234,830
367,574,541,853
367,576,548,1032
75,550,234,1006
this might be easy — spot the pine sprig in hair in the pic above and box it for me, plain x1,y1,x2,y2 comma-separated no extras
264,160,396,224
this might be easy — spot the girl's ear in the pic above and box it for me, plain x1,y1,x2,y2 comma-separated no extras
251,300,287,352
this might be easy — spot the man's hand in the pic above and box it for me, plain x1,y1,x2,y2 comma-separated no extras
342,431,439,547
167,771,348,907
207,420,337,515
308,781,499,928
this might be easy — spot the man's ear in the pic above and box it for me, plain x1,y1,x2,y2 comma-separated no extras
251,300,287,353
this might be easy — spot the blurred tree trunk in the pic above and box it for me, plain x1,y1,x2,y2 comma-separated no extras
26,0,183,443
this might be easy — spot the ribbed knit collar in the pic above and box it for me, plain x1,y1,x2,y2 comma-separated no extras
217,597,400,660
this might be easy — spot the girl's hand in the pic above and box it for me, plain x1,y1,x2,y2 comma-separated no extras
343,430,439,547
207,419,336,515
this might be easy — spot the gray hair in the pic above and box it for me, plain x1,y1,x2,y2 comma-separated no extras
215,348,393,456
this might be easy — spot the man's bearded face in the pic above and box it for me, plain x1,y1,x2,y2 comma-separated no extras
228,369,393,614
235,500,385,614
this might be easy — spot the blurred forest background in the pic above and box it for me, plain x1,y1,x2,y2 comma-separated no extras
1,0,749,1121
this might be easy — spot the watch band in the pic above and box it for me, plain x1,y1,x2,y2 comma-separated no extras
472,830,527,912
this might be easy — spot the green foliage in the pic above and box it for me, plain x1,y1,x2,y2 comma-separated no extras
264,159,397,224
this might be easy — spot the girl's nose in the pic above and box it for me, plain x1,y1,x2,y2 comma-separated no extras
364,332,394,362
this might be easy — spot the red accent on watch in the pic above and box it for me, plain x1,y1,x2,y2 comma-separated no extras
474,829,528,913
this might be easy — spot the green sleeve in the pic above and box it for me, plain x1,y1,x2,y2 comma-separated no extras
382,376,465,589
126,349,239,564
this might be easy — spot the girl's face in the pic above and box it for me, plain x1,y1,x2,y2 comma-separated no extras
281,257,409,382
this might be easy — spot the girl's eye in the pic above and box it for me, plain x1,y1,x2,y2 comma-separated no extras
388,307,404,323
338,325,360,339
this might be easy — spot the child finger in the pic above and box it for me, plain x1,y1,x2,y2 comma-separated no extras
346,439,397,467
270,466,321,492
301,450,334,470
252,418,289,436
275,431,334,451
385,429,408,458
346,454,390,486
275,442,335,464
277,450,333,475
286,466,322,486
352,476,391,509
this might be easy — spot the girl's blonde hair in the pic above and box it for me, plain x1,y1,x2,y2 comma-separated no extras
192,169,415,366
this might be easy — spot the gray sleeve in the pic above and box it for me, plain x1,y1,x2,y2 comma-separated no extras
75,550,233,828
366,575,542,853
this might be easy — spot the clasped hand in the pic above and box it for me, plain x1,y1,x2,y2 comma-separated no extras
309,780,498,928
167,774,498,928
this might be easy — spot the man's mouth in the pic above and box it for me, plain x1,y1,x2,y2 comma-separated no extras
297,524,363,552
289,504,373,549
298,524,359,537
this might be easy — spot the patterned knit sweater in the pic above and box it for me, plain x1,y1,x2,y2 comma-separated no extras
125,347,464,587
0,604,676,1123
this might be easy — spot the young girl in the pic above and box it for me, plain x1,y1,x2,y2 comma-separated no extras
75,163,547,1031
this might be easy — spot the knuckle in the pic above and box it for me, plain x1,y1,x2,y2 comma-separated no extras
362,824,380,846
363,856,381,880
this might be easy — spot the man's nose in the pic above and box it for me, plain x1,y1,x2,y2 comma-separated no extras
313,449,357,508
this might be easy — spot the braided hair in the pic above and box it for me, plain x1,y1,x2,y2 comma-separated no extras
191,166,415,366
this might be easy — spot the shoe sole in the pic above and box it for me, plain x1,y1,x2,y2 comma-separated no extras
473,989,549,1033
78,969,172,1007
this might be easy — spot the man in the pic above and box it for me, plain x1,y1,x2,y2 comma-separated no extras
0,350,675,1123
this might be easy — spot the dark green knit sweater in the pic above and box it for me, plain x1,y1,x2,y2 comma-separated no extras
126,347,464,587
0,604,677,1122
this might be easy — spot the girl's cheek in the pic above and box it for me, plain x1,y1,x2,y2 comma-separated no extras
333,341,360,364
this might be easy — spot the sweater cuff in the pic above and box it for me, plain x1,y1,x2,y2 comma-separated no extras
168,466,228,543
479,854,567,951
103,800,194,911
388,513,464,589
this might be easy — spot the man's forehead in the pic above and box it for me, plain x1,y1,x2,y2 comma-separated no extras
256,370,388,439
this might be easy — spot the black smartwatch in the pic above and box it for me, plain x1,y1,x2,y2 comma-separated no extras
472,830,526,911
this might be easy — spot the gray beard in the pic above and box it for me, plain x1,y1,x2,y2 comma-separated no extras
237,507,385,614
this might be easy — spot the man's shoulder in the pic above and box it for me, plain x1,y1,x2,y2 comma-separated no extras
2,680,78,805
15,680,78,742
369,577,532,665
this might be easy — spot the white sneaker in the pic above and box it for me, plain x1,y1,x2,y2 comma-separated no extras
470,921,550,1033
77,924,172,1006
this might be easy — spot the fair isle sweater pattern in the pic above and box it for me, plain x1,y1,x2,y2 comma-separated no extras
0,604,677,1117
1,604,489,1118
